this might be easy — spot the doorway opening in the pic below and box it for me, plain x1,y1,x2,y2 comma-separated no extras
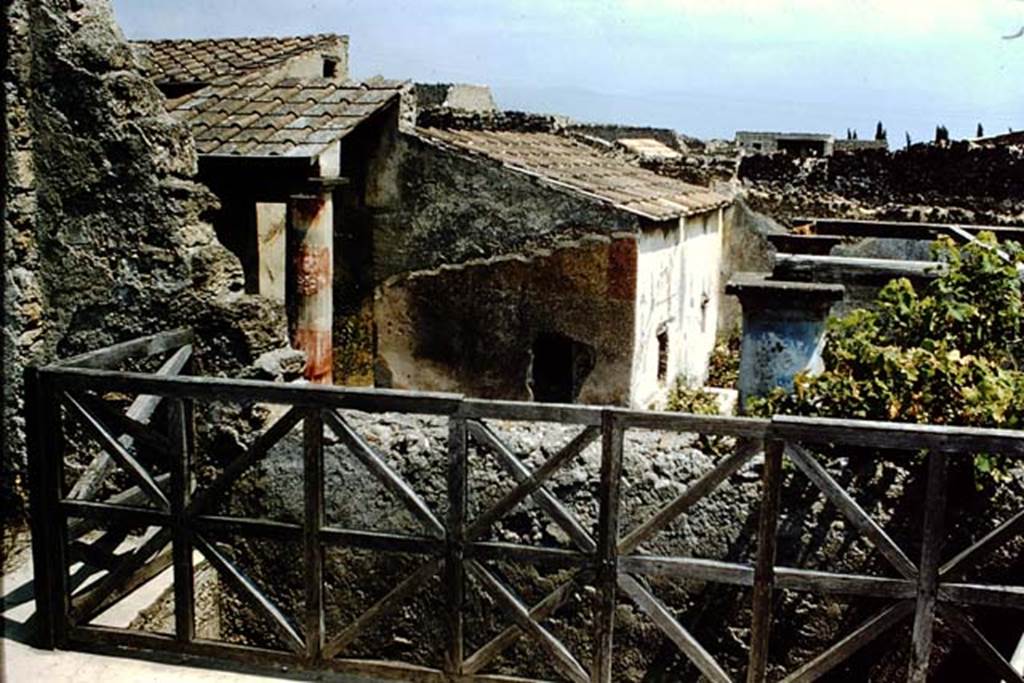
530,332,595,403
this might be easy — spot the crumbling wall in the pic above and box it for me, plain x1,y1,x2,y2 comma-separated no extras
375,235,638,405
414,83,497,112
415,108,571,134
3,0,286,520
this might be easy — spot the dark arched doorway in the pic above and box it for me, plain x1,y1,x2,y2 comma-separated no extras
530,332,595,403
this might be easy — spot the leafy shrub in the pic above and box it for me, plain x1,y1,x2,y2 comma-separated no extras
666,382,720,415
666,381,729,454
707,332,740,388
749,233,1024,483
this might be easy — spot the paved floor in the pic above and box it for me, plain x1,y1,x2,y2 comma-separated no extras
1,537,371,682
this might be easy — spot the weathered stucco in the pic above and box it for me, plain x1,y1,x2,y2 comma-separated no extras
255,202,286,301
631,209,725,406
375,235,638,405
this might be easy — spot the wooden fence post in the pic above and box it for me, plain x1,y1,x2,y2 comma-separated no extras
169,398,196,642
25,368,69,649
908,451,949,682
445,414,468,675
593,410,625,682
304,411,326,660
748,438,784,682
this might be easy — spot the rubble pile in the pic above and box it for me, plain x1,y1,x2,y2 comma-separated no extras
639,150,740,187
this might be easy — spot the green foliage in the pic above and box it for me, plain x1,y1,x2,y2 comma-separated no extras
707,332,741,388
666,382,728,454
749,234,1024,484
666,383,720,415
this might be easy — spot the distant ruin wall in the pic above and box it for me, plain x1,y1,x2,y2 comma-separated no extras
416,108,570,133
739,144,1024,205
3,0,286,518
414,83,497,112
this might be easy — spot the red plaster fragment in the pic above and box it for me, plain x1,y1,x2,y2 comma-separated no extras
293,327,333,384
294,245,332,295
606,238,637,301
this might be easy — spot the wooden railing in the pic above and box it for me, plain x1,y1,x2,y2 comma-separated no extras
25,329,1024,682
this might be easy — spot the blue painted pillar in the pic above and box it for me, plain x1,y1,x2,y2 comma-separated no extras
726,274,844,412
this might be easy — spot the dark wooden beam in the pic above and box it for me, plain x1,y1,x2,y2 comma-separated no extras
795,218,1024,243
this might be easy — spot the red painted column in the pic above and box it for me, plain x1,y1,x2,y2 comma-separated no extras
287,192,333,384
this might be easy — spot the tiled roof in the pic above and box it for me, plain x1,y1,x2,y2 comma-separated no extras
418,128,730,220
132,34,343,85
168,76,404,158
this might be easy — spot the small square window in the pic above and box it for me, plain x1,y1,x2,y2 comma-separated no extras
323,58,338,78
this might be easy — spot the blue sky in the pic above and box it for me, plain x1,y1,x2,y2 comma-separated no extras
113,0,1023,142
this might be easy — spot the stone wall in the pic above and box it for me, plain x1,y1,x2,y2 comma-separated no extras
717,199,784,335
414,83,497,112
3,0,286,520
739,143,1024,224
416,108,571,134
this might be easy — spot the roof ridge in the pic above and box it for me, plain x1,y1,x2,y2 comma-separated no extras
131,33,344,45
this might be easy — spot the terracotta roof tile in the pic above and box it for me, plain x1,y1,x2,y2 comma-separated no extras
417,128,730,220
131,34,345,85
168,76,405,158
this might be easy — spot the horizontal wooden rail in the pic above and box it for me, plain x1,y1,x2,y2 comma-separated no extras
41,365,464,416
54,328,194,369
794,217,1024,243
773,414,1024,456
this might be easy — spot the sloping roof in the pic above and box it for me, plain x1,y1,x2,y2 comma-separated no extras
132,34,343,85
417,128,729,220
168,76,404,158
